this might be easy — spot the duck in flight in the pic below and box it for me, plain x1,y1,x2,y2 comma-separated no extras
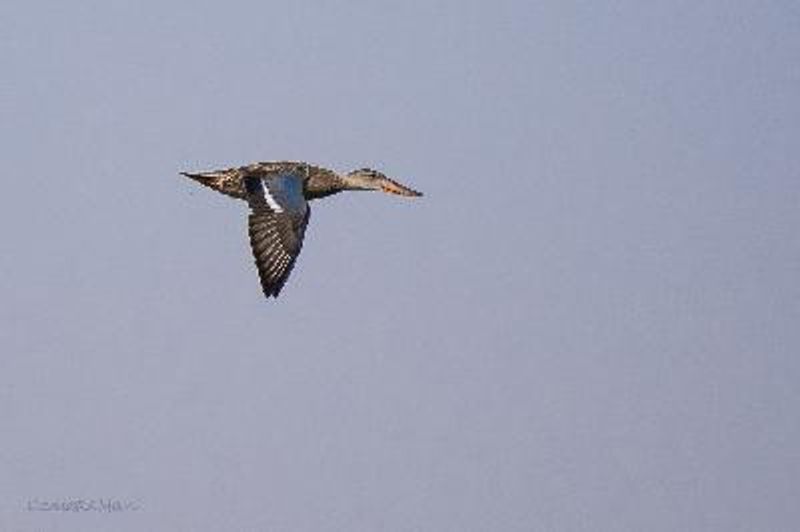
182,161,422,298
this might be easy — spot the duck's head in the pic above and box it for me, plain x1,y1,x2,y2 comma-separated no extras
342,168,423,197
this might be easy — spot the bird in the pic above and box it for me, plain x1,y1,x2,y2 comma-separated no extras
181,161,422,298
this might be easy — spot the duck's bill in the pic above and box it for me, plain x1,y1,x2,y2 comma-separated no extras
379,177,423,197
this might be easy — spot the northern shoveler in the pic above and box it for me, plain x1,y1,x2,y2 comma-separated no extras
182,161,422,298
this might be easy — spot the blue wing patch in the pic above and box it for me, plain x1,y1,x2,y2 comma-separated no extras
264,172,306,214
244,172,306,215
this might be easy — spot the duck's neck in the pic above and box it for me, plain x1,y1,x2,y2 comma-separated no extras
305,167,346,200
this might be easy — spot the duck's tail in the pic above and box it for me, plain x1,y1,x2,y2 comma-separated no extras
181,169,246,201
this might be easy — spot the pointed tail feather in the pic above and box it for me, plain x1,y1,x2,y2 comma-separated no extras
180,170,247,200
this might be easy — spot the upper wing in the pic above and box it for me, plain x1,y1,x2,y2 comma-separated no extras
244,172,310,298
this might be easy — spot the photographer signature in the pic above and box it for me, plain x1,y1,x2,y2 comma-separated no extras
26,497,141,513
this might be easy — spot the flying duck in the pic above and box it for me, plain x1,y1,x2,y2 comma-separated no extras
182,161,422,298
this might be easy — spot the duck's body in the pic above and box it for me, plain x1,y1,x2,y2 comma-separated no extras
182,161,422,298
182,161,346,201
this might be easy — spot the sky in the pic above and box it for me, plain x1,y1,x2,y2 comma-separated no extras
1,1,799,530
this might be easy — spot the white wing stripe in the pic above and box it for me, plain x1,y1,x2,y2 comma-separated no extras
261,180,284,213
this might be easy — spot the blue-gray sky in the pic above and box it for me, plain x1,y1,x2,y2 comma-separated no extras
1,1,799,531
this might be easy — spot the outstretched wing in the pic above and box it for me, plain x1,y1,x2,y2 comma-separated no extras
244,172,310,298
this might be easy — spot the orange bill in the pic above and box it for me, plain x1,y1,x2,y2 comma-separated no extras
380,178,423,197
